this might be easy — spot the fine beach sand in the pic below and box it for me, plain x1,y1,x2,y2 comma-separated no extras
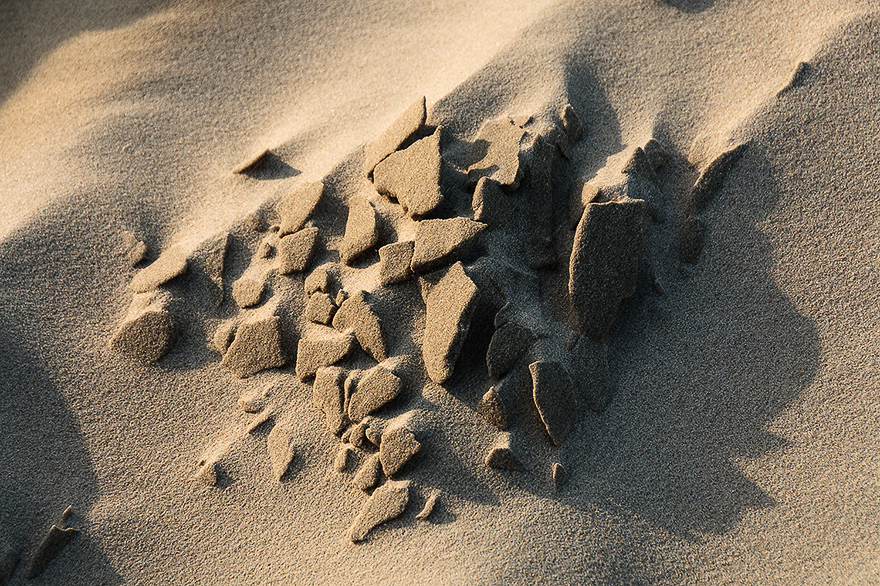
1,0,879,584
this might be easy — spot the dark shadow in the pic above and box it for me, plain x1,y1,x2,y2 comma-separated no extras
658,0,715,13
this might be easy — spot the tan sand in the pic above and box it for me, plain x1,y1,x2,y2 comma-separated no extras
1,0,879,584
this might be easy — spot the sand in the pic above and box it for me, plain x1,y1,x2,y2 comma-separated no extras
1,0,879,584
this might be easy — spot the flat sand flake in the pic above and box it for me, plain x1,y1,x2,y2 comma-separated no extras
422,262,480,384
332,291,387,362
363,96,426,177
347,480,410,542
373,126,444,218
410,217,486,273
221,316,287,377
339,198,379,265
129,246,188,293
276,181,324,237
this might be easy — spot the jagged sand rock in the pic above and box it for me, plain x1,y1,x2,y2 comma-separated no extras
416,491,439,520
313,367,346,434
110,291,178,364
484,432,524,471
410,217,486,274
352,453,382,492
373,126,444,218
122,230,147,266
305,291,336,324
276,181,323,237
334,445,355,472
347,364,402,422
477,387,507,430
378,240,415,286
191,232,230,304
23,524,79,579
552,462,567,489
257,240,273,259
347,480,410,542
379,426,421,476
267,424,295,481
129,245,188,293
332,291,387,362
295,327,355,380
486,321,534,379
304,266,331,295
232,277,264,308
278,226,319,274
568,180,601,229
349,421,371,450
467,117,525,188
569,198,645,342
339,198,379,265
471,177,506,226
529,361,577,446
363,96,426,177
221,316,287,377
422,262,480,384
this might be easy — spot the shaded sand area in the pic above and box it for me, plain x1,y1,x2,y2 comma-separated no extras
1,0,879,584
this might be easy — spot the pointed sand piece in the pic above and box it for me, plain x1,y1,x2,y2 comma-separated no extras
471,177,506,226
560,103,582,143
529,361,578,446
352,453,383,492
332,291,387,362
378,240,414,286
487,321,534,379
347,363,402,422
221,316,287,377
304,266,331,295
363,96,426,177
416,491,439,520
191,232,230,305
422,262,480,384
296,327,355,380
347,480,410,542
477,387,508,430
129,246,188,293
552,462,567,490
373,127,445,218
334,445,355,472
339,199,379,265
276,181,324,237
232,277,264,308
484,432,524,471
410,218,486,273
467,117,525,189
379,426,421,476
313,367,346,434
110,291,178,364
278,226,319,274
122,230,147,266
267,424,295,481
305,291,336,324
689,142,749,213
23,524,79,579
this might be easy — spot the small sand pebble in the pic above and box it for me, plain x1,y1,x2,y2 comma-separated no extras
379,426,420,477
363,96,426,177
304,266,331,295
347,480,410,542
257,240,274,259
373,126,445,218
422,262,479,384
552,462,567,489
467,117,525,189
232,277,264,308
312,367,346,435
349,422,371,450
295,328,355,380
530,361,577,446
110,291,178,364
339,198,379,265
332,290,387,362
560,103,582,143
347,364,402,423
129,246,188,293
378,240,415,287
484,433,524,471
486,321,534,379
471,176,506,226
212,321,237,354
410,217,486,274
477,387,507,430
221,316,287,377
305,292,336,325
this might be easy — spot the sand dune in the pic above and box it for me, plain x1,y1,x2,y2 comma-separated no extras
1,1,878,584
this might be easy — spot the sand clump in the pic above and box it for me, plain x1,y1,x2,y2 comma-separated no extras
347,480,410,542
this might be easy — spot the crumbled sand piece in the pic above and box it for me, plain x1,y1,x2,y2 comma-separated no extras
304,266,331,295
347,480,410,542
334,445,355,473
129,245,188,293
122,230,147,266
221,316,287,377
569,198,645,342
471,176,506,226
23,524,79,579
237,386,269,413
339,198,379,265
334,289,349,307
267,424,295,481
689,142,749,213
212,321,237,354
416,491,439,520
232,277,264,308
422,262,480,384
246,407,275,434
312,367,346,434
378,240,415,286
679,214,706,264
305,291,336,324
194,232,230,298
467,117,525,188
529,361,577,446
348,364,402,423
520,134,559,269
373,127,445,218
410,218,486,273
364,422,383,447
110,291,178,363
295,327,355,380
363,96,426,178
332,291,387,362
486,321,534,379
484,433,524,471
276,181,324,237
352,453,382,492
278,226,319,274
349,421,370,450
477,387,507,430
340,427,352,444
379,425,421,476
256,240,273,259
560,103,582,143
552,462,567,489
192,461,218,487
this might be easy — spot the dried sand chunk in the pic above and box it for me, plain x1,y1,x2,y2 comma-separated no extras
129,246,188,293
110,292,178,363
332,291,387,362
416,491,439,520
348,364,402,423
313,367,346,434
339,198,379,265
363,96,426,177
221,316,287,377
349,421,371,450
689,142,749,213
122,230,147,266
232,277,264,308
267,424,295,481
305,291,336,324
484,433,524,471
238,385,269,413
529,361,577,446
422,262,480,384
296,328,355,380
23,524,79,579
487,321,534,379
212,321,237,354
552,462,567,489
569,198,645,342
257,240,273,259
334,445,355,472
560,103,582,143
471,176,507,226
193,231,230,294
276,181,324,237
467,117,525,189
379,426,421,476
347,480,410,542
352,453,383,492
304,266,331,295
278,226,319,274
568,180,601,229
410,217,486,273
373,127,444,218
378,240,415,287
477,387,508,430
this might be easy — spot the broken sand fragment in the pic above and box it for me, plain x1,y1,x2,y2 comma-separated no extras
484,433,524,471
689,142,749,213
569,180,601,229
373,127,444,218
477,387,508,430
332,291,387,362
339,198,379,265
347,363,402,423
422,262,480,384
296,327,355,380
305,291,336,324
221,316,287,377
267,423,295,481
276,181,323,237
569,198,644,342
467,117,525,189
379,425,421,476
122,230,147,266
486,321,534,379
212,321,237,354
277,226,319,274
237,386,269,413
378,240,415,286
23,524,79,579
529,361,577,446
232,277,264,308
410,217,486,273
416,491,439,520
334,445,355,473
363,96,426,177
471,176,506,226
560,103,582,143
552,462,567,489
313,367,347,435
110,291,178,364
304,265,331,295
347,480,410,542
352,453,383,492
129,245,188,293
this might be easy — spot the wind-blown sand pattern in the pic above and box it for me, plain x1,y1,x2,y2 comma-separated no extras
1,0,879,584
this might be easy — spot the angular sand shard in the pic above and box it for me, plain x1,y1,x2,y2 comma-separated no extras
267,424,295,481
378,240,415,286
232,277,264,308
221,316,287,377
560,103,582,143
467,117,525,189
569,198,645,342
110,291,178,363
278,226,319,274
23,523,79,579
477,387,508,430
129,245,188,293
373,126,445,218
471,176,506,226
410,217,486,273
484,432,524,471
313,367,346,434
689,142,749,213
486,321,534,379
339,198,379,265
305,291,336,324
332,291,387,362
122,230,147,266
379,425,421,476
363,96,426,177
529,361,577,446
416,491,439,520
304,265,331,295
276,181,324,237
352,453,383,492
295,327,355,380
348,363,402,423
422,262,480,384
347,480,410,542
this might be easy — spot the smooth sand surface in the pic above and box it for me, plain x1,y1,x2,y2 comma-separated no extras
1,1,878,584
